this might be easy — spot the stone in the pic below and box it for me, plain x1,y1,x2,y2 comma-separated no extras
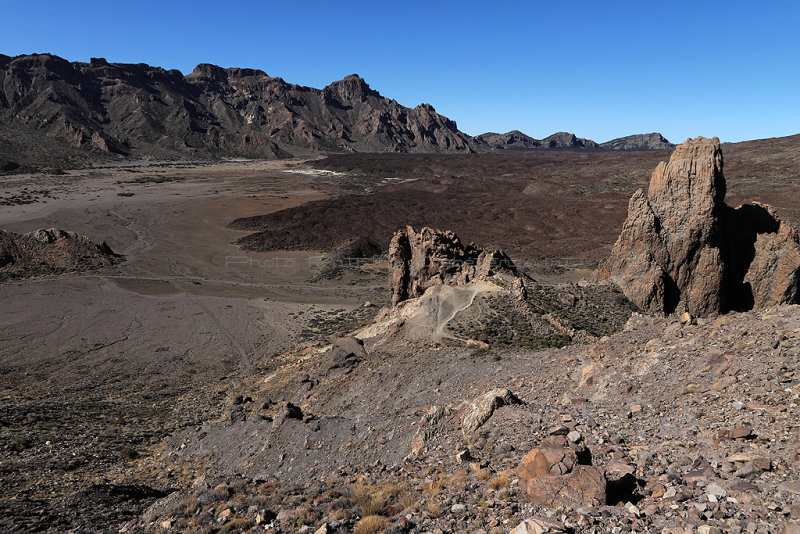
753,457,771,471
450,503,466,513
567,431,582,443
706,483,726,498
516,441,606,509
607,462,636,476
325,336,366,373
785,523,800,534
455,449,473,463
388,225,518,306
730,425,754,439
778,481,800,495
510,518,567,534
594,136,800,317
734,462,758,478
625,502,641,517
461,388,522,435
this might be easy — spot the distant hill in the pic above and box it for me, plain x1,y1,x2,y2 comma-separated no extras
475,130,542,150
599,132,675,151
476,130,673,152
0,53,678,170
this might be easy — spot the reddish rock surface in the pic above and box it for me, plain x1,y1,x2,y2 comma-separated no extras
516,436,607,509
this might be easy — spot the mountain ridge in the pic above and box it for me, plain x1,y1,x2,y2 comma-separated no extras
2,52,674,170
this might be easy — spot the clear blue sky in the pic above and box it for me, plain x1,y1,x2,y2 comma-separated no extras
2,1,798,143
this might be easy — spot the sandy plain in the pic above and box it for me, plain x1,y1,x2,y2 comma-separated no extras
0,159,388,531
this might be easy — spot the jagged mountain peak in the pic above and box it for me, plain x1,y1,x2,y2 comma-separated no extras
324,73,379,101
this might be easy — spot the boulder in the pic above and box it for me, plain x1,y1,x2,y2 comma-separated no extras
389,225,517,306
324,336,367,374
595,136,800,316
461,388,522,435
516,436,607,509
510,518,567,534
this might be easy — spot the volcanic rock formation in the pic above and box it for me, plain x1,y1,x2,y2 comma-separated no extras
388,226,517,306
595,136,800,316
0,227,120,278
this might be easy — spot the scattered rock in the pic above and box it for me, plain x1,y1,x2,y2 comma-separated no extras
510,517,567,534
566,430,582,443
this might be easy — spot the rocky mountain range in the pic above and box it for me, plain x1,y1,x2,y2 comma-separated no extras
0,53,673,170
475,130,602,151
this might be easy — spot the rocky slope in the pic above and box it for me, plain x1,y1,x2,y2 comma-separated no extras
0,227,120,279
595,136,800,317
126,283,800,534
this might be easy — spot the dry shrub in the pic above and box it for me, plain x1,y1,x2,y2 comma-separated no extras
213,483,233,500
230,492,248,505
353,515,388,534
446,470,468,491
349,477,387,516
228,517,253,530
424,478,442,497
425,499,442,518
292,505,317,526
399,486,419,511
328,508,348,522
489,473,510,490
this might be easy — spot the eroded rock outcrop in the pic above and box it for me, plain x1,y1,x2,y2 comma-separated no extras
389,226,517,306
595,136,800,316
0,227,120,278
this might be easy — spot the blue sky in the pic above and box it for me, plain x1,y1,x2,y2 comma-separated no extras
2,1,798,143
